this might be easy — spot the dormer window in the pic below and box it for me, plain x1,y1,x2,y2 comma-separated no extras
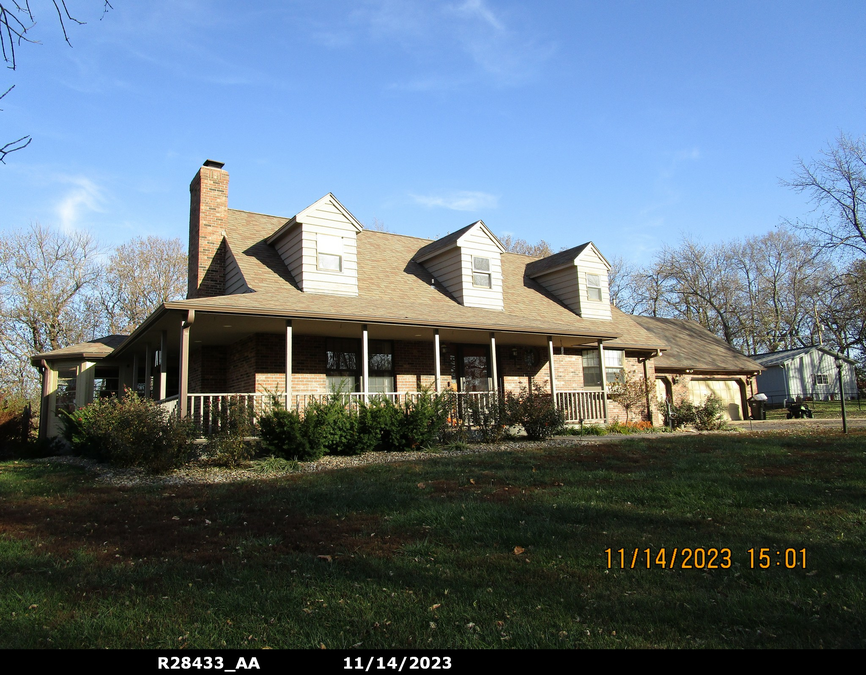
472,256,491,288
586,274,602,301
413,220,505,310
317,234,343,273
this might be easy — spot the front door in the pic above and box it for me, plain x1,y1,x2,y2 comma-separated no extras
459,345,490,392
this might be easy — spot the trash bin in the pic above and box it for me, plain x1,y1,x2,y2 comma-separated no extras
748,393,767,420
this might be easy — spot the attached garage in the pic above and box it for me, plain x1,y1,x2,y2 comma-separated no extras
688,379,744,420
632,316,762,422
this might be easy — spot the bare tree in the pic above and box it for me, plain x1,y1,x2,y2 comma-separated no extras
730,230,824,354
782,132,866,257
608,254,639,311
622,231,830,355
815,259,866,359
1,1,113,162
498,234,554,257
0,222,101,352
0,222,102,396
0,85,30,163
653,237,742,346
607,370,649,423
95,236,187,334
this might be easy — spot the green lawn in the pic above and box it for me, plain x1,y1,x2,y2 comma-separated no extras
765,399,866,420
1,431,864,649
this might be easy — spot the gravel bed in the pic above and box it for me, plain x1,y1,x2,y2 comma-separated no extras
33,436,614,488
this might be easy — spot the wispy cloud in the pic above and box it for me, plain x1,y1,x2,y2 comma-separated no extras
451,0,505,31
410,190,499,211
354,0,553,88
55,176,106,233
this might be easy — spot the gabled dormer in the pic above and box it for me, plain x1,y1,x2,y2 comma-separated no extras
266,194,363,296
414,221,506,310
525,242,612,320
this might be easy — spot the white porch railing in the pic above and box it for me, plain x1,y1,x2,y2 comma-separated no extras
161,389,607,436
556,390,606,423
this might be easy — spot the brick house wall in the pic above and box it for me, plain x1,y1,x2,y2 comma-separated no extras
196,333,655,421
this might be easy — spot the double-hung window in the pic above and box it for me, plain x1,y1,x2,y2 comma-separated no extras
54,366,78,414
317,234,343,272
326,338,358,391
472,256,492,288
368,340,395,393
326,339,395,393
582,349,624,388
586,273,603,301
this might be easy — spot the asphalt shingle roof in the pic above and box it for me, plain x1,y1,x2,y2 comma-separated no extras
195,209,663,348
632,316,762,373
524,243,591,278
31,335,128,363
751,346,856,367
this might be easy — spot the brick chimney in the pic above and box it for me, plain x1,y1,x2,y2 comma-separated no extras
188,160,229,299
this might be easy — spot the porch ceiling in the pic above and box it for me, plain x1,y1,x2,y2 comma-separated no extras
112,307,606,358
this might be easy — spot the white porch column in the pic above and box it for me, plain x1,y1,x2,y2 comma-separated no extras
361,324,369,402
598,340,609,422
144,343,152,399
39,360,51,441
131,353,139,395
489,333,498,392
157,330,167,400
642,357,652,425
434,329,441,393
547,336,557,400
285,320,293,409
179,310,195,418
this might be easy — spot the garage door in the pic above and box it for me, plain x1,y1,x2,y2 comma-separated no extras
688,379,743,420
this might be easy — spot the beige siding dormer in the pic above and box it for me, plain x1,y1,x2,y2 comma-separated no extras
526,242,612,320
266,194,363,297
224,240,251,294
414,221,505,310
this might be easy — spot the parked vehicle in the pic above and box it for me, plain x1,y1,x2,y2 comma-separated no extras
786,401,813,419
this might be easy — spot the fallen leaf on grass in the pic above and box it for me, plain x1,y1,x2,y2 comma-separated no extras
513,546,525,555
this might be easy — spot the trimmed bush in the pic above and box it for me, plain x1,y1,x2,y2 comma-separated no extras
463,392,512,443
304,396,359,456
356,398,402,454
258,407,318,461
392,391,450,451
60,393,195,473
508,386,565,440
204,397,258,467
663,395,725,431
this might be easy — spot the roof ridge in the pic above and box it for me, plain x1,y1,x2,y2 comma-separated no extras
360,230,433,244
228,207,290,219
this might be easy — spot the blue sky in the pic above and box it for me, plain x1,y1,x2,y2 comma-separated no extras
1,0,864,264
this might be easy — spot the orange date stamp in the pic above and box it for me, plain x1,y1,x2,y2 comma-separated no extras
604,547,807,570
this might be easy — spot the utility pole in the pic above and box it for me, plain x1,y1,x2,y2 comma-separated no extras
835,355,848,434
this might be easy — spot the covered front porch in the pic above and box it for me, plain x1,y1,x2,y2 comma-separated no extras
110,308,626,435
